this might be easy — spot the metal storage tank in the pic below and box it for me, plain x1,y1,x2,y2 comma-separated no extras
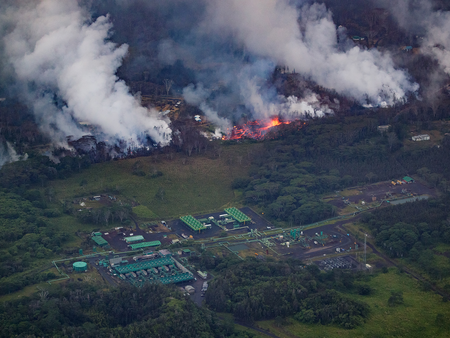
73,261,88,272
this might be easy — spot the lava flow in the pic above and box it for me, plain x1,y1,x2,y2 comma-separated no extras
223,117,291,140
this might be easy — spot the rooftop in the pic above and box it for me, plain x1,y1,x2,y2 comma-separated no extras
125,235,145,243
129,241,161,250
92,236,108,246
224,207,251,223
180,215,206,231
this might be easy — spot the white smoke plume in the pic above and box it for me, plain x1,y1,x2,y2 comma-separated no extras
202,0,419,106
1,0,171,146
183,83,232,131
283,94,334,118
0,141,27,168
237,76,334,120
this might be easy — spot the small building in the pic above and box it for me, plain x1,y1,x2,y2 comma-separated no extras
377,125,391,133
92,236,109,247
73,261,88,272
197,271,208,279
403,176,414,183
194,115,202,122
159,249,172,257
109,257,123,266
124,235,145,243
412,134,430,141
403,46,413,52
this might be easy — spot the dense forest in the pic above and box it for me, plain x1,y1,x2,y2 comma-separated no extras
0,282,253,338
232,115,450,224
362,196,450,281
0,189,69,295
205,258,370,328
0,154,135,296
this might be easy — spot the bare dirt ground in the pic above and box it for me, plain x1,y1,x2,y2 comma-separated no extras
326,180,435,213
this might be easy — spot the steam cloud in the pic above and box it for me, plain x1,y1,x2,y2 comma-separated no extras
0,0,425,147
183,83,232,131
384,0,450,76
201,0,418,106
1,0,171,146
0,141,27,168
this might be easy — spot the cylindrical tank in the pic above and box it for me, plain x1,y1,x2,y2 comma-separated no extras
73,261,88,272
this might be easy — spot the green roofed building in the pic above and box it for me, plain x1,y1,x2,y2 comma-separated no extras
92,236,108,246
114,257,174,274
180,215,206,231
129,241,161,250
224,207,251,224
403,176,414,183
125,235,145,243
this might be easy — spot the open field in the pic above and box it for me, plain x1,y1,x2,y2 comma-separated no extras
257,268,450,338
46,145,256,219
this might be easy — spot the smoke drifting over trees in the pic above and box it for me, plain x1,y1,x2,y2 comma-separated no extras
0,0,171,146
202,0,418,105
2,0,450,146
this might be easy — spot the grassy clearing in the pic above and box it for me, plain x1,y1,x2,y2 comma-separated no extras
47,146,255,219
132,205,158,219
340,189,361,197
338,205,357,215
217,313,270,338
258,269,450,338
342,222,374,243
0,282,53,302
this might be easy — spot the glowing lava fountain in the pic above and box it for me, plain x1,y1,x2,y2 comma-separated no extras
223,117,291,140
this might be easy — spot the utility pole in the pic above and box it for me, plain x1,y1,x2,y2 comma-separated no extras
364,234,367,268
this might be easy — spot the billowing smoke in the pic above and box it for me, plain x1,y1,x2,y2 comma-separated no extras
183,83,231,131
1,0,171,146
384,0,450,75
0,140,27,168
201,0,418,106
283,93,334,118
0,0,425,147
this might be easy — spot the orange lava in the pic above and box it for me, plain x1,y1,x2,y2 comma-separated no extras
223,117,291,140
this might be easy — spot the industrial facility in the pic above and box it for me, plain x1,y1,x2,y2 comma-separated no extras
411,134,430,141
99,250,194,287
180,207,252,232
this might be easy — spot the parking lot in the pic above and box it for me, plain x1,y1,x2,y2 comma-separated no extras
315,256,358,271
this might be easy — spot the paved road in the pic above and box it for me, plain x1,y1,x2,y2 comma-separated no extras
88,256,118,287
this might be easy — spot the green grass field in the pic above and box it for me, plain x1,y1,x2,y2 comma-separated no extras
257,268,450,338
47,146,254,220
132,205,158,219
